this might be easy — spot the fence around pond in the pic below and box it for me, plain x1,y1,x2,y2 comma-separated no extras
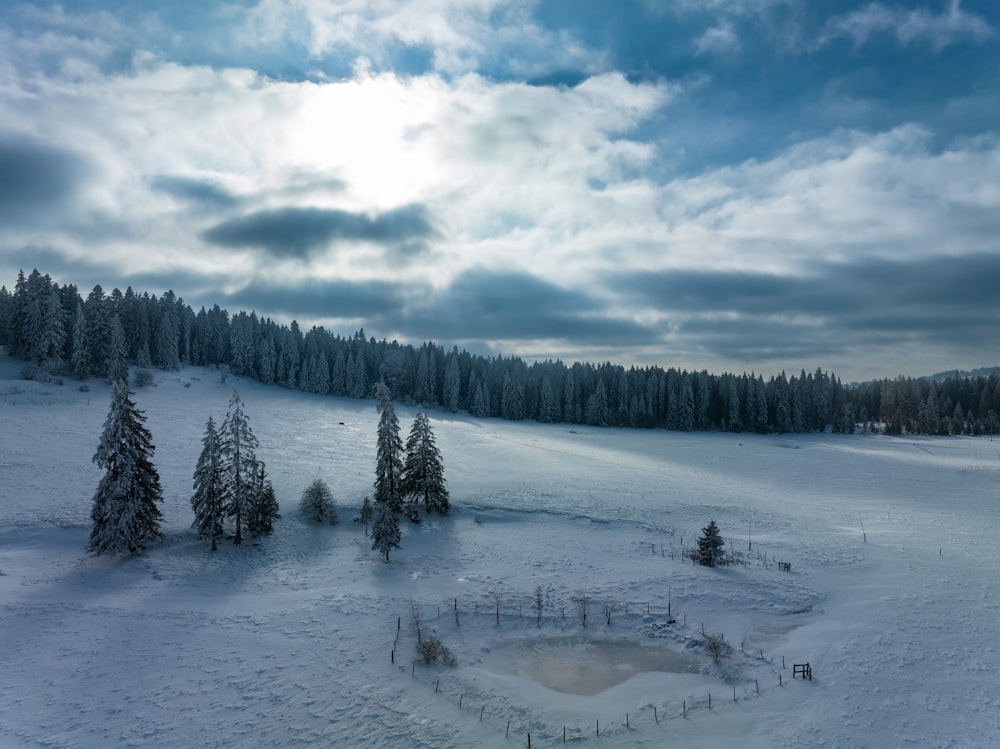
387,582,810,746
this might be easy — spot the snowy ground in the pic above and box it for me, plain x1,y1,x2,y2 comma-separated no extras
2,352,999,748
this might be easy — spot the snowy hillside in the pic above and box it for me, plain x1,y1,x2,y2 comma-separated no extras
2,352,999,748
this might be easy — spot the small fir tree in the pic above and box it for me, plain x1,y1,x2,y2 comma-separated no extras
697,519,726,567
354,495,373,536
88,381,163,554
401,409,450,518
371,496,400,561
246,461,280,538
191,416,226,550
300,478,338,524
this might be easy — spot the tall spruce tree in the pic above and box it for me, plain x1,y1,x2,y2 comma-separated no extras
401,409,449,518
696,520,725,567
374,383,403,513
70,301,90,379
372,382,402,560
107,314,129,383
219,389,259,545
191,416,226,550
88,381,163,554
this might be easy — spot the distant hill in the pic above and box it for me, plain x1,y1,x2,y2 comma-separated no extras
927,366,1000,382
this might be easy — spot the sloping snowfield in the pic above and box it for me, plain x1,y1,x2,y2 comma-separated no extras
2,353,999,748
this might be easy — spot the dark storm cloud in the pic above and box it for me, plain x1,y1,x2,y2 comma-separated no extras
402,269,657,345
149,175,238,208
201,204,436,257
223,278,405,321
609,253,1000,364
0,135,88,221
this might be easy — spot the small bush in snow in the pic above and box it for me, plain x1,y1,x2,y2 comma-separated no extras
299,478,338,524
134,370,154,388
416,636,456,666
703,632,731,662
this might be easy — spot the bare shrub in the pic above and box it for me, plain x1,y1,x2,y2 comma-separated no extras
704,632,731,662
571,592,592,627
134,370,154,387
416,635,456,666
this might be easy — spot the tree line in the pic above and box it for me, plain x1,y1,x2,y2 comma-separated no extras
3,268,999,436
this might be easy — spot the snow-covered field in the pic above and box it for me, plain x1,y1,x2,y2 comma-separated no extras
2,351,999,748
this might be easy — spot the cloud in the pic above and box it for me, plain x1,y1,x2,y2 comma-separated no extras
0,135,89,221
398,269,657,347
820,1,994,51
607,253,1000,368
694,22,742,56
201,204,437,258
223,277,405,320
240,0,606,78
150,175,238,208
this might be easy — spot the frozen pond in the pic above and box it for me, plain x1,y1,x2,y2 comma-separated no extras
505,637,701,695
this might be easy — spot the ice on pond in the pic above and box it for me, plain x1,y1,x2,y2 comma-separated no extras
504,637,701,695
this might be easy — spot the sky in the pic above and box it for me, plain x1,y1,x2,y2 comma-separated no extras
1,0,998,382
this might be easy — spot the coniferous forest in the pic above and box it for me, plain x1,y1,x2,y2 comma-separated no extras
2,268,998,436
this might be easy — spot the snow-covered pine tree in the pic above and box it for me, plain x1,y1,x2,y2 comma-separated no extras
70,301,90,380
442,351,461,412
374,383,404,514
191,416,226,550
246,461,280,538
300,478,337,524
354,495,373,535
401,409,450,518
38,284,66,368
107,314,129,383
351,353,367,398
585,378,610,426
501,371,525,420
371,495,401,561
538,376,557,423
219,389,260,545
372,382,403,559
88,381,163,554
696,520,725,567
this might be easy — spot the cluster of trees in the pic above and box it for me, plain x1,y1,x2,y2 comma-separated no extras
190,391,280,550
371,383,450,561
91,384,282,555
91,372,446,558
5,268,999,436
